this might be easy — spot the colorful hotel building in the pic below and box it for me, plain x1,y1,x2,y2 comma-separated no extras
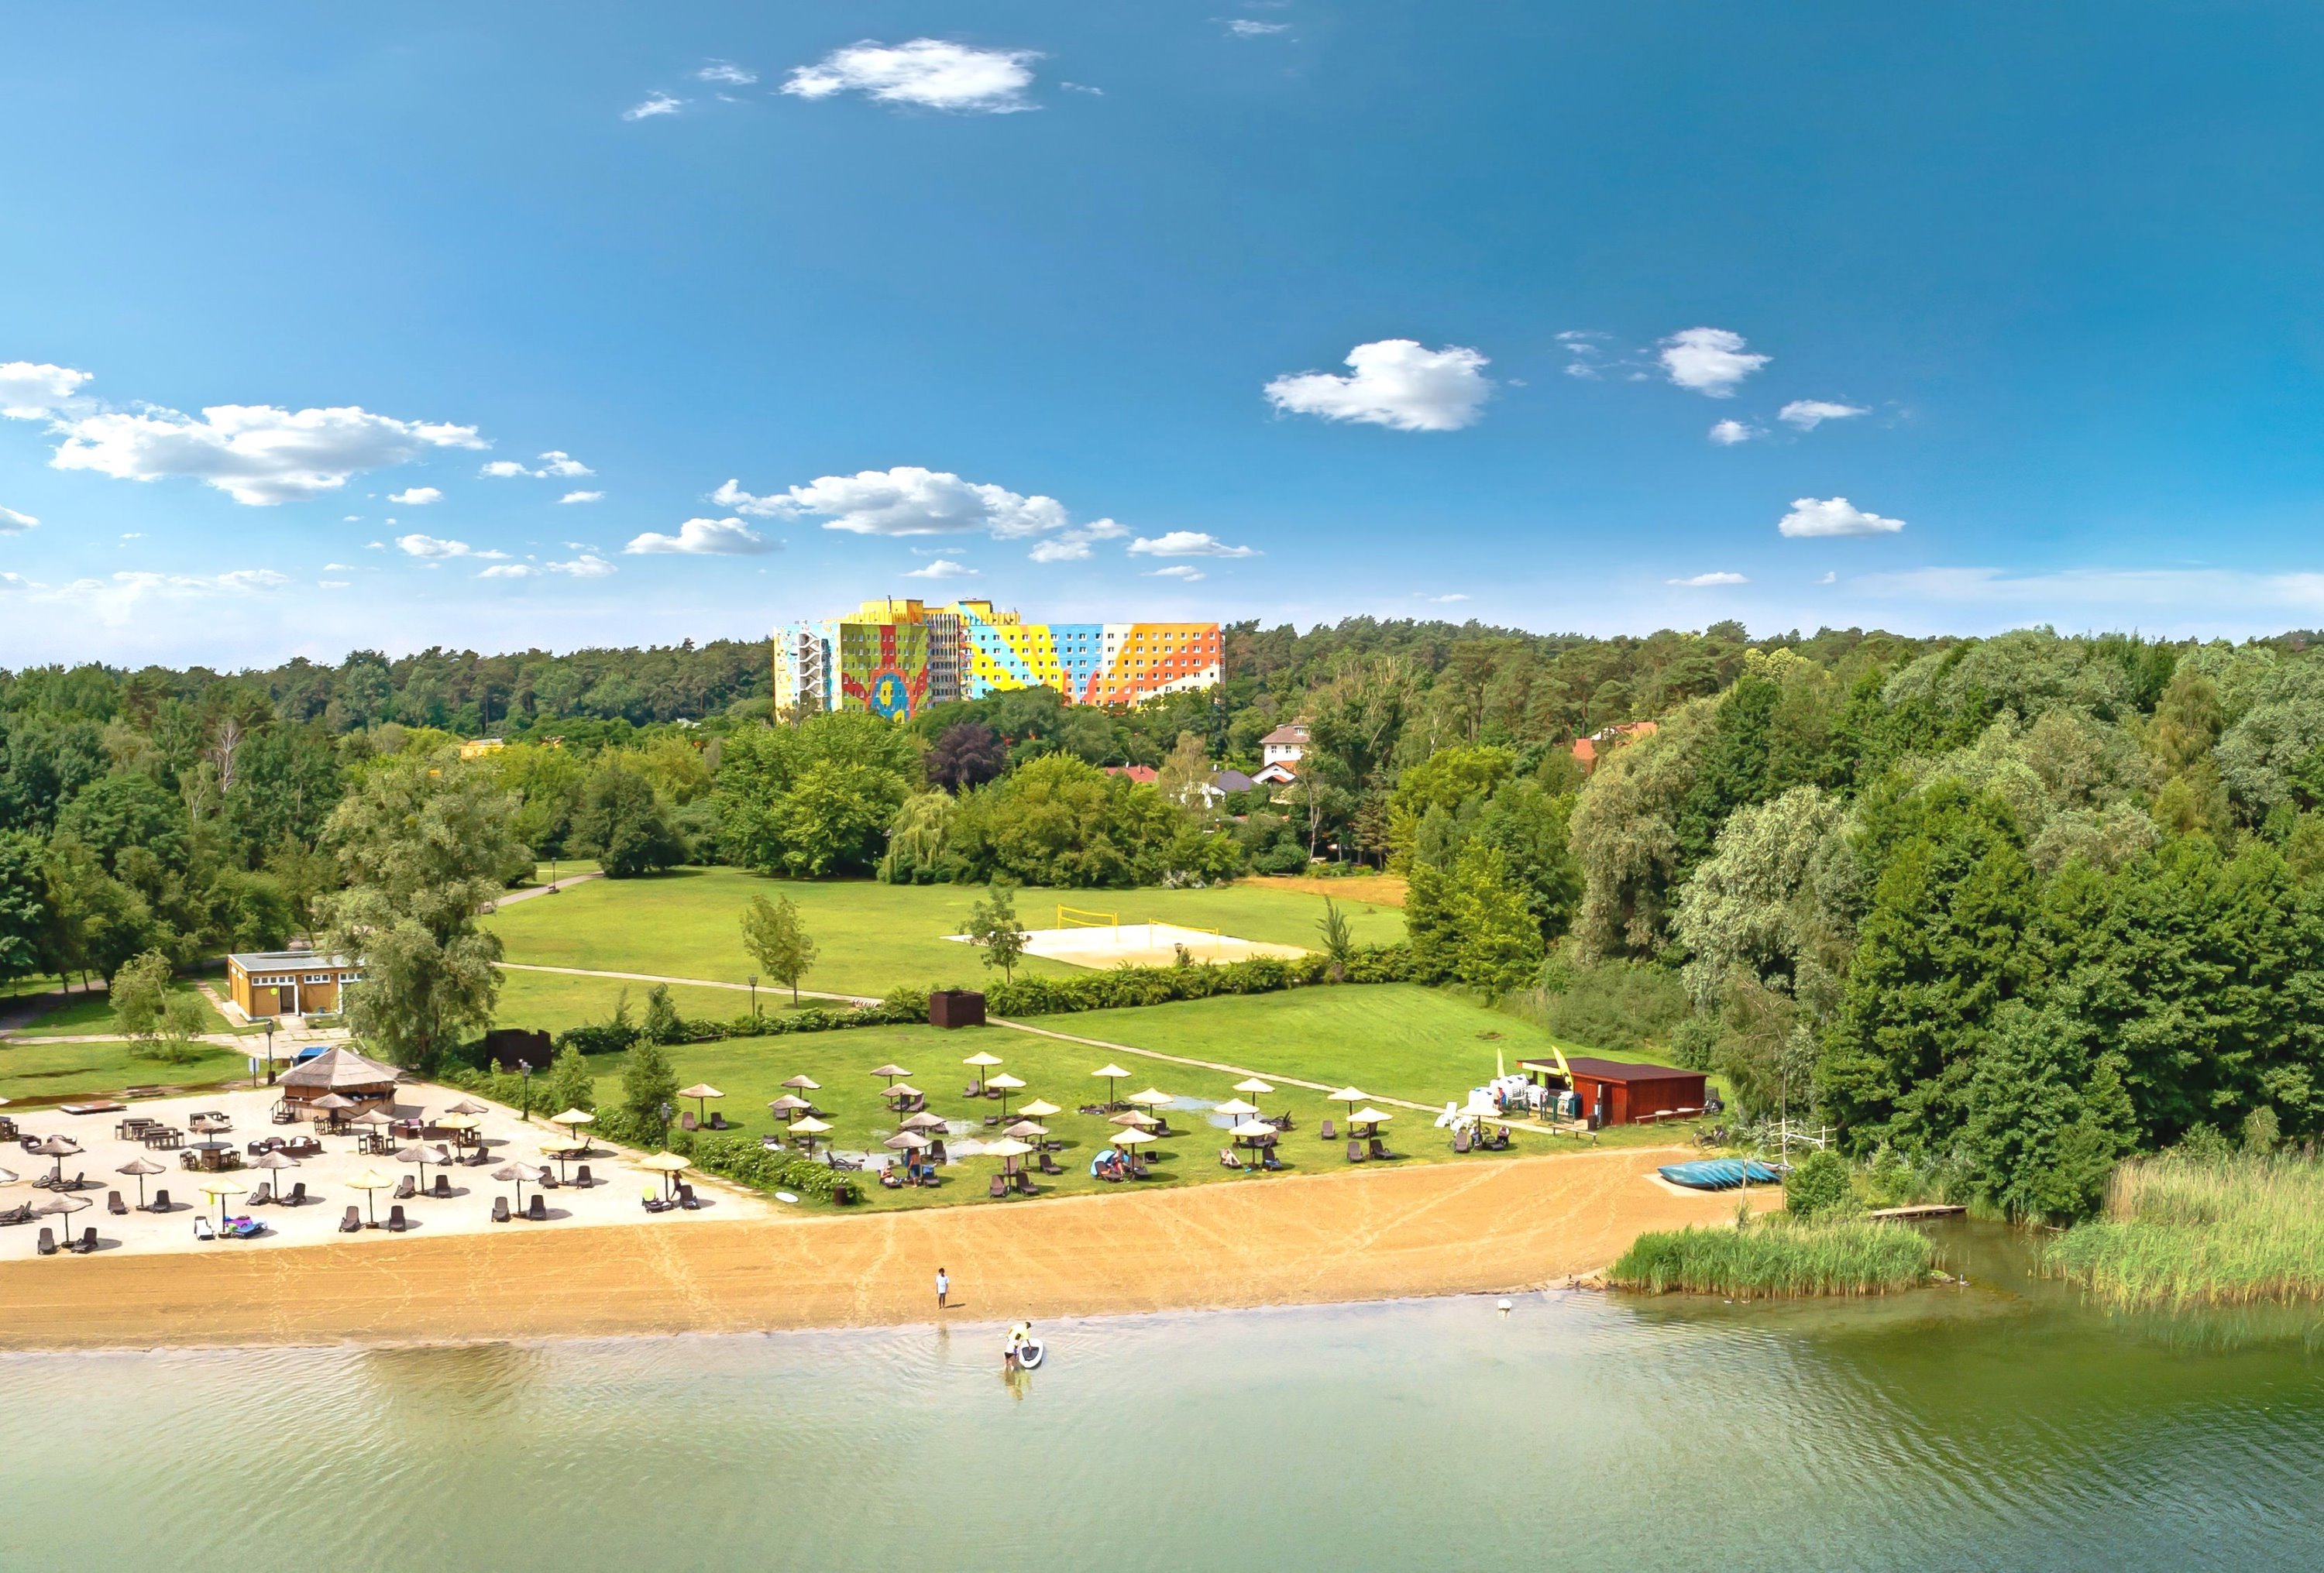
775,599,1222,719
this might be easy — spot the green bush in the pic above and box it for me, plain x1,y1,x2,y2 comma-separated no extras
1785,1149,1858,1220
978,944,1414,1016
1532,954,1689,1052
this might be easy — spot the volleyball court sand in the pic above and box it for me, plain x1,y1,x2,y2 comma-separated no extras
0,1145,1774,1351
950,920,1309,970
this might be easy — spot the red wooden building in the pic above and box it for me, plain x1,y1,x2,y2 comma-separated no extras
1523,1056,1709,1126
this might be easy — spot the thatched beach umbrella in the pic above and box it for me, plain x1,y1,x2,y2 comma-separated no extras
31,1136,81,1186
677,1084,724,1126
445,1098,491,1117
982,1136,1032,1183
788,1114,831,1159
1127,1087,1173,1110
492,1162,545,1211
1230,1118,1277,1163
37,1192,90,1242
637,1150,691,1201
1090,1064,1131,1108
899,1111,947,1131
1003,1120,1049,1140
964,1051,1002,1096
1109,1110,1160,1130
986,1072,1026,1118
345,1167,394,1226
393,1143,444,1190
1233,1077,1274,1097
1019,1098,1061,1121
1348,1108,1394,1139
869,1063,913,1087
537,1135,583,1181
250,1151,298,1199
767,1094,812,1124
1213,1098,1261,1120
115,1156,163,1208
1326,1087,1370,1123
884,1130,932,1151
781,1074,822,1095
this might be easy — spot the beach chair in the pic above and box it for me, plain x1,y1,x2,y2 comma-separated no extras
193,1217,215,1242
492,1197,511,1224
1347,1140,1367,1163
340,1207,363,1233
1452,1128,1471,1154
1219,1148,1243,1169
677,1184,701,1211
388,1204,408,1233
1369,1137,1394,1161
148,1188,171,1214
526,1194,547,1222
540,1169,559,1189
249,1182,273,1207
1038,1151,1062,1176
880,1166,905,1190
988,1174,1009,1199
680,1111,698,1132
1261,1149,1285,1171
285,1181,308,1207
394,1175,416,1200
1321,1119,1336,1142
108,1190,128,1215
0,1203,29,1226
1014,1169,1037,1195
75,1227,97,1254
431,1173,451,1199
573,1166,593,1189
35,1227,55,1256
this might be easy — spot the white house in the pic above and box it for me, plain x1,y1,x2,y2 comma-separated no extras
1260,722,1309,770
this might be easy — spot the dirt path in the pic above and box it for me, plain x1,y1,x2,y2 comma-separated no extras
0,1146,1772,1351
494,960,878,1006
490,872,607,908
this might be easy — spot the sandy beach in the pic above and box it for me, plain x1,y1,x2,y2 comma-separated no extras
0,1144,1771,1351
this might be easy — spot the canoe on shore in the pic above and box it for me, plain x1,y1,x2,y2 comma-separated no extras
1658,1159,1783,1191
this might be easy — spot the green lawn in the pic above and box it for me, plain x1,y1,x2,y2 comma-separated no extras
483,867,1407,999
570,1018,1543,1212
3,978,237,1039
0,1037,257,1106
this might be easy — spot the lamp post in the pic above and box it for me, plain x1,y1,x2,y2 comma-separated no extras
548,854,559,894
749,974,759,1019
261,1020,275,1087
518,1060,533,1123
658,1101,673,1145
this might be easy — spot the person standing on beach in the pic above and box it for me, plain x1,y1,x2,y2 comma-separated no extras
936,1266,950,1310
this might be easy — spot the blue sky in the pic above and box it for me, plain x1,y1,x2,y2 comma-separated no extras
8,1,2324,666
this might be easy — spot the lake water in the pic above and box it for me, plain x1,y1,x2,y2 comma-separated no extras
6,1224,2324,1571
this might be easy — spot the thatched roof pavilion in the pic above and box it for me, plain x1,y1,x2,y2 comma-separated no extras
277,1046,401,1111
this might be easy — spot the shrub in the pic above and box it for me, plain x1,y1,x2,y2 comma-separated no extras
978,944,1414,1016
1785,1149,1858,1220
1530,953,1689,1052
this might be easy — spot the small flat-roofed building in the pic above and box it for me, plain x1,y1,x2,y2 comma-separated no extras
1518,1056,1708,1127
226,952,361,1019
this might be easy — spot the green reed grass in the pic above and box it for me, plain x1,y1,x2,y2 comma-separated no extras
2047,1151,2324,1310
1609,1218,1936,1299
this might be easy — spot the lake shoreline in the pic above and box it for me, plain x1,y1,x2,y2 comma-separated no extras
0,1147,1772,1353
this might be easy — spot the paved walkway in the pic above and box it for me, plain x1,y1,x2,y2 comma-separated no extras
488,872,605,909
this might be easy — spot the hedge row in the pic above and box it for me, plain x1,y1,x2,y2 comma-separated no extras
553,987,929,1056
976,943,1415,1016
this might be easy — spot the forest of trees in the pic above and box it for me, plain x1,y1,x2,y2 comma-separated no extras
14,616,2324,1221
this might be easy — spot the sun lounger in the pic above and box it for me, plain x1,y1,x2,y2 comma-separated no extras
74,1227,97,1254
388,1204,407,1233
1452,1128,1471,1153
249,1182,273,1206
36,1227,56,1256
108,1189,128,1214
880,1166,905,1189
1261,1150,1285,1171
193,1215,217,1240
573,1165,593,1188
492,1197,511,1223
0,1204,29,1226
680,1111,698,1132
284,1181,307,1206
526,1193,547,1221
988,1174,1009,1198
147,1188,170,1214
1037,1152,1062,1176
394,1176,416,1200
1369,1137,1394,1161
340,1206,362,1233
1347,1139,1367,1163
1220,1148,1243,1169
678,1183,701,1211
1321,1118,1336,1142
432,1173,452,1198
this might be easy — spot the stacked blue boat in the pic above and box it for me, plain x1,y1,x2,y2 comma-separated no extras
1657,1158,1783,1190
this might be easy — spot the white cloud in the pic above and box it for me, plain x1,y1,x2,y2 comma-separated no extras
387,486,442,505
553,552,617,579
1779,400,1868,431
212,569,292,592
538,451,592,477
46,400,484,506
480,460,531,478
1144,565,1206,581
782,39,1040,113
319,580,350,590
904,558,978,579
1658,327,1768,397
1129,531,1259,558
559,490,603,504
479,563,536,579
0,506,34,533
624,517,775,555
698,61,758,84
1708,419,1758,445
0,362,92,419
1817,572,1837,585
28,567,290,626
624,93,682,121
1778,496,1906,537
1264,339,1492,432
364,541,385,550
720,467,1073,538
1669,571,1748,586
1415,592,1470,603
1061,81,1104,94
1027,517,1128,563
119,532,142,540
323,562,355,570
396,533,507,560
1226,19,1291,34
